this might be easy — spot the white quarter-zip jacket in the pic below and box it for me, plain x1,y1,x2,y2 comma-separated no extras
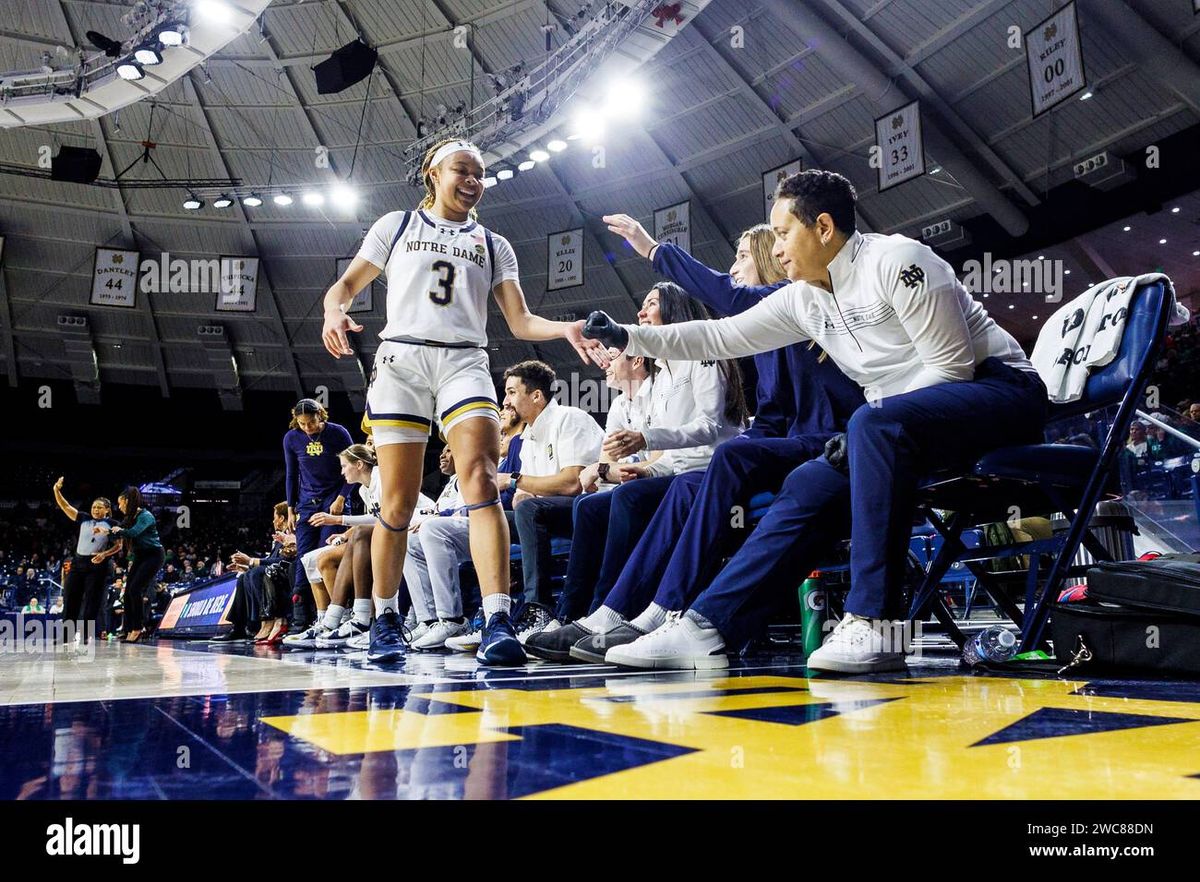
642,358,742,477
623,231,1034,401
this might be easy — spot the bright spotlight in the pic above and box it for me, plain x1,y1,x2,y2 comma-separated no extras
529,148,550,162
213,195,233,208
273,193,293,206
183,196,203,210
496,168,514,181
517,158,536,172
482,176,498,188
328,184,358,209
158,24,187,46
302,192,325,206
572,108,605,142
242,194,263,207
603,78,644,120
196,0,234,24
134,47,162,65
547,139,567,152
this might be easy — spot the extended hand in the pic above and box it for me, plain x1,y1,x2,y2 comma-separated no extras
322,310,364,358
582,311,629,351
602,214,658,259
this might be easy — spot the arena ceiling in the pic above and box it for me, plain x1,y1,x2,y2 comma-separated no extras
1,0,1199,403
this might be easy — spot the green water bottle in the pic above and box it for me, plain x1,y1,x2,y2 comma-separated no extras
799,572,826,659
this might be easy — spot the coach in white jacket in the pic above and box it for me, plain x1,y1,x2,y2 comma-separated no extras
583,170,1048,673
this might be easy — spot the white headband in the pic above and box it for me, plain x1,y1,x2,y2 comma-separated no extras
429,140,484,170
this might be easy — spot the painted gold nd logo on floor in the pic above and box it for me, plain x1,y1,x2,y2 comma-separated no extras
262,675,1200,799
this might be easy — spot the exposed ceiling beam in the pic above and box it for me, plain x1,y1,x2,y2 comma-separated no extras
816,0,1040,207
686,13,883,232
0,260,18,387
181,73,305,398
1076,0,1200,117
757,0,1028,237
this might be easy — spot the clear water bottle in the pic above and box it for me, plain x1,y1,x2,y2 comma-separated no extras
962,626,1018,667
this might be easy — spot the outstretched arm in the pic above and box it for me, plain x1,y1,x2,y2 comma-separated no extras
584,287,810,363
494,279,607,366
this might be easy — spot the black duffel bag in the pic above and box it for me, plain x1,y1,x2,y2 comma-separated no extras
1052,554,1200,675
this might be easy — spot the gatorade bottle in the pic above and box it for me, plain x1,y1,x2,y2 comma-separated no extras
799,572,826,659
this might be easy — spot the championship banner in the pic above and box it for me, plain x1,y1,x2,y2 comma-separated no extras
215,256,259,312
654,201,691,254
336,257,375,313
90,247,139,308
1025,1,1086,117
875,100,925,192
547,228,583,291
763,159,802,221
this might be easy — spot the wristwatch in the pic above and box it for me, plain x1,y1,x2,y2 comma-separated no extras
509,472,521,491
597,463,611,482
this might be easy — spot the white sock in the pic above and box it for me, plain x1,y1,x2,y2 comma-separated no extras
481,593,511,623
630,602,669,633
352,599,372,626
373,594,400,617
323,604,345,630
578,605,624,634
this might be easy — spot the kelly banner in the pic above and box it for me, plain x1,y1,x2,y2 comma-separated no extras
547,228,583,291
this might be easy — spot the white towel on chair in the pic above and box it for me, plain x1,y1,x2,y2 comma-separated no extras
1031,273,1184,404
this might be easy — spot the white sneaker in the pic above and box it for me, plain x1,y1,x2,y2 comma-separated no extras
605,612,728,670
410,619,468,651
282,623,330,648
805,613,908,674
444,628,482,652
345,629,371,651
408,622,430,644
315,619,369,649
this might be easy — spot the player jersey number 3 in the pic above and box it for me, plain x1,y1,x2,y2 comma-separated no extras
430,260,455,306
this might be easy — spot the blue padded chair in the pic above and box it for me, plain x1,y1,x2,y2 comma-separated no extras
907,279,1173,651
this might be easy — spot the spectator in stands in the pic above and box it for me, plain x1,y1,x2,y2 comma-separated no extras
502,360,605,611
282,398,354,633
51,477,117,645
22,595,44,614
163,563,179,584
1189,403,1200,424
1126,420,1149,458
110,486,164,643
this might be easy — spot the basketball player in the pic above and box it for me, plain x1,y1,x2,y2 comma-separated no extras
321,138,604,665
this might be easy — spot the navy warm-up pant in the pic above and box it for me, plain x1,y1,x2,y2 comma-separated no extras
601,434,832,618
692,359,1048,651
293,490,345,623
556,475,678,622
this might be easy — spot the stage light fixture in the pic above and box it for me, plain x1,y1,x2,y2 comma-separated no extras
183,195,203,210
273,193,293,206
529,148,550,162
547,139,568,152
242,194,263,207
116,61,144,80
213,195,233,208
496,167,514,181
134,46,162,65
302,191,325,206
329,184,358,209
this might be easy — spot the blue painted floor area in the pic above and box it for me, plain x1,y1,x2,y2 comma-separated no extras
1,639,1199,799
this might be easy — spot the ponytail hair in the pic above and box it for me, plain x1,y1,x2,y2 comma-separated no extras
340,443,378,468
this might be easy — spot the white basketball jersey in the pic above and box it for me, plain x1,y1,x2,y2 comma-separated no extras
356,209,520,346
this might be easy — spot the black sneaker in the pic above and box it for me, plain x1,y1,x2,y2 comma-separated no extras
524,621,592,662
569,621,647,664
367,609,405,662
208,630,251,643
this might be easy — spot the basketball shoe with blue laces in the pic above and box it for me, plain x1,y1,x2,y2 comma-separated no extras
367,609,405,662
